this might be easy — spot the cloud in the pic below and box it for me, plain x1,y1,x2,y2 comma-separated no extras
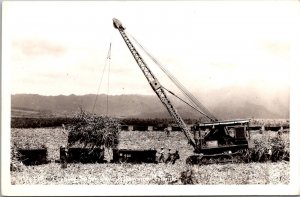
12,39,66,57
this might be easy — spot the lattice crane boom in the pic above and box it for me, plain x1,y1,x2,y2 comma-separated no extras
113,18,196,147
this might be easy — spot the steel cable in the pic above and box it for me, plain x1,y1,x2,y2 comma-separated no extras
127,32,217,121
92,42,112,114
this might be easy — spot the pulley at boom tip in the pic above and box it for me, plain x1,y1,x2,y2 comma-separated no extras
113,18,125,30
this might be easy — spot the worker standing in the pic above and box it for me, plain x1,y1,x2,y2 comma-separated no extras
164,127,171,137
165,148,172,163
172,150,180,164
158,147,165,163
167,126,171,137
60,145,68,169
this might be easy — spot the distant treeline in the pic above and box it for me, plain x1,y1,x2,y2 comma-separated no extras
11,117,199,128
11,117,76,128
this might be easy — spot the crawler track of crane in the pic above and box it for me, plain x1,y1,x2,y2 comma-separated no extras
186,152,245,165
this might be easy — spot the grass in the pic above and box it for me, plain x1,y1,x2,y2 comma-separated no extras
11,128,290,185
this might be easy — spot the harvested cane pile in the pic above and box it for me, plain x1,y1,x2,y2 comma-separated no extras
66,110,120,149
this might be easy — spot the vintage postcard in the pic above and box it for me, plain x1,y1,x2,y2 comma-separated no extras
1,0,300,196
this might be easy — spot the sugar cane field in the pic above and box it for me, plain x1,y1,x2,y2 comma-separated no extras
11,125,290,185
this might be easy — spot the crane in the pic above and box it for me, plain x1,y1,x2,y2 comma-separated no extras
113,18,250,164
113,18,197,148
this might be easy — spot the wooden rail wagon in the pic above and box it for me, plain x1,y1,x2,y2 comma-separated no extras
60,147,105,163
18,148,48,165
112,149,157,163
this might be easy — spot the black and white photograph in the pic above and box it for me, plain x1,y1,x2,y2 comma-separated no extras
1,0,300,195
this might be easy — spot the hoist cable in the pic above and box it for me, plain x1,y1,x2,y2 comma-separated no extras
92,42,112,114
127,32,217,121
106,43,112,115
162,86,213,121
128,32,214,119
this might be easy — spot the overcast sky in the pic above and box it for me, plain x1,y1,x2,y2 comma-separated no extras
3,1,300,97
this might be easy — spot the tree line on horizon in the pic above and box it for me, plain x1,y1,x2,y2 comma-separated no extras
11,117,200,129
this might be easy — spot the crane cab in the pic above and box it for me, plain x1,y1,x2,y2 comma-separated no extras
192,119,250,155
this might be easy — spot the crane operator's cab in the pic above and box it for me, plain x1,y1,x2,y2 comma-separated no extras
187,119,250,164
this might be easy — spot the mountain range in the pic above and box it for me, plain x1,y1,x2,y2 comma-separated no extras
11,90,289,120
